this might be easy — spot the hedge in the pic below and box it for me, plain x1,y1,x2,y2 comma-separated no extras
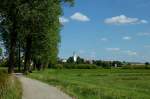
52,64,98,69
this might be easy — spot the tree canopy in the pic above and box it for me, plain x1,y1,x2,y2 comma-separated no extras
0,0,74,73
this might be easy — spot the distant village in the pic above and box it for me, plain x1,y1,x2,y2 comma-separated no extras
59,52,147,68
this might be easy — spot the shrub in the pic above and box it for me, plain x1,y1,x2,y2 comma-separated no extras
122,65,150,69
50,64,98,69
63,64,97,69
0,60,8,67
51,64,64,69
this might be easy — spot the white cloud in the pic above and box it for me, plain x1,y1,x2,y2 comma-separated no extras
70,12,90,22
122,36,132,40
101,38,108,41
59,17,69,24
106,47,138,56
141,20,148,24
137,32,150,36
106,48,120,52
124,50,138,56
104,15,148,25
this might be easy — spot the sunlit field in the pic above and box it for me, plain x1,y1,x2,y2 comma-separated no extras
29,69,150,99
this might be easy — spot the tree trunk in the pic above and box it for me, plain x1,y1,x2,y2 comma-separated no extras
8,35,16,73
18,41,21,72
8,21,17,74
24,35,32,73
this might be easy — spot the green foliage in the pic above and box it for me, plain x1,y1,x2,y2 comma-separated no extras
0,48,2,56
51,64,64,69
0,0,23,73
0,59,8,67
93,60,123,68
63,64,98,69
145,62,149,66
67,57,74,63
67,56,85,64
94,60,111,68
122,65,150,69
0,0,75,72
112,61,123,67
51,64,98,69
76,56,84,64
29,69,150,99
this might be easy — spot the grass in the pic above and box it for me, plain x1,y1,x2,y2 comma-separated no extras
28,69,150,99
0,70,22,99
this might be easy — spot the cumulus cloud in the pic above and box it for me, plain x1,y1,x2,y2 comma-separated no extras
59,17,69,24
106,48,120,52
70,12,90,22
104,15,148,25
141,20,148,24
122,36,132,40
101,38,108,41
137,32,150,36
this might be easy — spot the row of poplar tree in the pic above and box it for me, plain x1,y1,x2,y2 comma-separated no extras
0,0,74,73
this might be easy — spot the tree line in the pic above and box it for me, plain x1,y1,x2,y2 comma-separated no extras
59,56,123,68
0,0,74,74
60,56,150,69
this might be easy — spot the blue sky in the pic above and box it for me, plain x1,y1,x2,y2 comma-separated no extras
59,0,150,62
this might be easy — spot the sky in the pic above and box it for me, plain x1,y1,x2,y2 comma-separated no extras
59,0,150,62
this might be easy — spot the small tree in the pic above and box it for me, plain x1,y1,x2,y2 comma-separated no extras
145,62,149,69
145,62,149,66
76,56,84,64
67,57,74,63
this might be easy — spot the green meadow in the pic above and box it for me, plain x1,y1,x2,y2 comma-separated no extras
29,69,150,99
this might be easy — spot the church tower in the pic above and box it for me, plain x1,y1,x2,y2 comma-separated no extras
73,52,77,62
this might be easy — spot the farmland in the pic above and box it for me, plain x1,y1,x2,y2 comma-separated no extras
29,69,150,99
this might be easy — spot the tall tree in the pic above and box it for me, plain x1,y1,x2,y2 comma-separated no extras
0,0,21,73
0,0,74,73
20,0,74,72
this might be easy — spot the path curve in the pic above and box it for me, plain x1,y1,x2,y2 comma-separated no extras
18,75,72,99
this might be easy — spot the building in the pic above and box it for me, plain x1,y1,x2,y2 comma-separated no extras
73,52,77,62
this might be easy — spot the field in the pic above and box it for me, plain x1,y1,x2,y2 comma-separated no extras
0,70,22,99
29,69,150,99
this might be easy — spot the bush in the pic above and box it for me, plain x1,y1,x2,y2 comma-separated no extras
63,64,98,69
51,64,98,69
0,60,8,67
122,65,150,69
51,64,64,69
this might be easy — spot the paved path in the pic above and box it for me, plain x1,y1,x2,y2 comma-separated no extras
18,75,72,99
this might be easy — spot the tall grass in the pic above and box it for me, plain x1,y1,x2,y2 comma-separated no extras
0,70,22,99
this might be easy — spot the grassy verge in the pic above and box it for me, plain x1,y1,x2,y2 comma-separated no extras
0,70,22,99
28,69,150,99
